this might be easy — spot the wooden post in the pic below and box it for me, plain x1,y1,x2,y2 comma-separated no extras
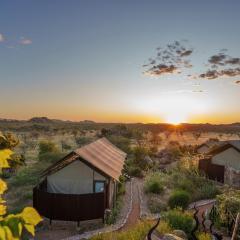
231,213,240,240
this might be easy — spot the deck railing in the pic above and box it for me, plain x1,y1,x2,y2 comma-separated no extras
33,186,105,222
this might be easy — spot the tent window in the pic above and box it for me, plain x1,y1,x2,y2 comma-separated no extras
94,181,105,193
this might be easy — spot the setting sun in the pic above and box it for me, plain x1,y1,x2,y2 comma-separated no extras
165,113,187,125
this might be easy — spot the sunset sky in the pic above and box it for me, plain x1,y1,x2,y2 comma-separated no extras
0,1,240,124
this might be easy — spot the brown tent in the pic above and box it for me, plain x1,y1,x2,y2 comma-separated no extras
33,138,127,223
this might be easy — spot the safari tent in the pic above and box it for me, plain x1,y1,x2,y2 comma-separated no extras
33,138,127,222
199,140,240,186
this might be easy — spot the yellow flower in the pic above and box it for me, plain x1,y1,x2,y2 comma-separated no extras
0,149,13,169
24,224,35,236
20,207,42,226
0,204,6,216
0,179,7,195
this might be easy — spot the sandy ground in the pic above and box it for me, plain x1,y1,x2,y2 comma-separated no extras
34,219,103,240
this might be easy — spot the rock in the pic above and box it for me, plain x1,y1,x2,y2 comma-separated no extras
172,230,187,239
144,155,153,164
162,233,185,240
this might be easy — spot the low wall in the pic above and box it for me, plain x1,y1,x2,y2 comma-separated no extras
33,187,105,222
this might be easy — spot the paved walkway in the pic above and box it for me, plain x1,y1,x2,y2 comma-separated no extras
119,178,140,231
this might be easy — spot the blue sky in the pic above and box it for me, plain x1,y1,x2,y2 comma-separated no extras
0,1,240,123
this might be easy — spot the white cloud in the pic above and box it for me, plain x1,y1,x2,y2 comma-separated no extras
19,37,32,45
0,33,5,42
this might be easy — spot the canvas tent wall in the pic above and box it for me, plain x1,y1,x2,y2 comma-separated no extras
47,160,106,194
211,147,240,170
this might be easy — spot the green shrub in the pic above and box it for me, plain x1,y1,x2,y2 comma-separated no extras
104,197,123,225
144,173,164,194
10,166,39,187
127,166,143,177
164,209,194,236
197,183,220,200
168,190,190,210
117,181,126,196
174,177,195,193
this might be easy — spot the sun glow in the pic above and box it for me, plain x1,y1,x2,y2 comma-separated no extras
165,113,187,125
134,94,208,124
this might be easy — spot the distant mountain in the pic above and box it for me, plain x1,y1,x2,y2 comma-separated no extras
28,117,96,124
28,117,54,123
79,120,96,124
230,122,240,126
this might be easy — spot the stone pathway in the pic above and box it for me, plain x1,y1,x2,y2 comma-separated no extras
118,178,140,231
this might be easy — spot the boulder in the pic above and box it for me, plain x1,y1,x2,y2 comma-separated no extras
172,230,187,239
162,233,184,240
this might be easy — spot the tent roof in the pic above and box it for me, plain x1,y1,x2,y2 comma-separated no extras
207,140,240,156
42,138,127,180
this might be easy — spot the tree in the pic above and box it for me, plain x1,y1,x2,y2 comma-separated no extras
0,132,42,239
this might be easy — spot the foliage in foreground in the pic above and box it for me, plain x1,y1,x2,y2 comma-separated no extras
216,190,240,225
90,220,151,240
0,132,42,239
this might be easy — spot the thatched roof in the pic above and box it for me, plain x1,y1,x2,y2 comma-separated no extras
42,138,127,180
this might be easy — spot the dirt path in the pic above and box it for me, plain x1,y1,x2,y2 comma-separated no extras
120,178,140,231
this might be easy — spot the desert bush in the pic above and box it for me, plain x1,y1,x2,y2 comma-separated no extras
197,232,212,240
38,140,58,155
196,183,220,200
148,196,167,213
107,135,131,153
216,190,240,224
144,173,164,194
117,180,126,196
168,190,190,210
156,221,172,235
104,198,122,225
168,167,221,201
91,220,151,240
38,151,64,163
127,165,143,177
75,136,91,146
133,146,150,170
38,140,63,163
61,141,72,151
164,209,194,236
